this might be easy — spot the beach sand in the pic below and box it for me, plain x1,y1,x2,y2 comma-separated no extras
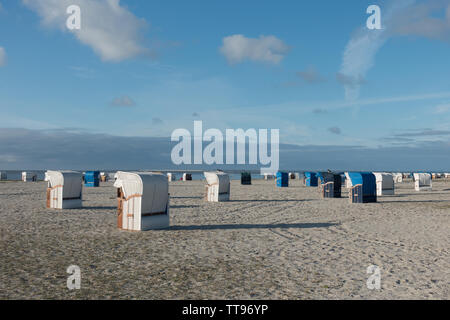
0,179,449,299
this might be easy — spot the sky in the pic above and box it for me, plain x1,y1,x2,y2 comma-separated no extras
0,0,450,170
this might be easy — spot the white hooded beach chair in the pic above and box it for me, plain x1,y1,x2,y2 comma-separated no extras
413,173,432,191
22,171,37,182
100,172,108,182
345,172,352,188
182,173,192,181
393,173,403,183
46,171,83,209
374,173,395,196
114,171,170,231
204,171,230,202
263,173,274,180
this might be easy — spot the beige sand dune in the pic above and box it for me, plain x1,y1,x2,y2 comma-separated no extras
0,179,449,299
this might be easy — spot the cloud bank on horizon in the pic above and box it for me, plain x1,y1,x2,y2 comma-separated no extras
0,128,449,171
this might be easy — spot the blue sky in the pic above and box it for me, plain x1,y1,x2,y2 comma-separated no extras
0,0,450,169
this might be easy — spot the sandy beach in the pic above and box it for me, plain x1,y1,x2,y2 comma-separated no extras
0,178,449,299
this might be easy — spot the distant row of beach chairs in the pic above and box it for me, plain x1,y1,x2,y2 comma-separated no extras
2,170,449,183
3,169,445,232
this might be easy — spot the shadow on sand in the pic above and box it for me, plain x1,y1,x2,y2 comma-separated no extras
171,205,200,209
171,196,203,199
166,222,339,231
394,192,450,197
0,193,35,196
380,199,450,204
228,199,312,203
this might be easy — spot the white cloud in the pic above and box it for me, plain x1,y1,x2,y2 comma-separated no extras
23,0,148,62
391,1,450,42
340,5,401,100
339,0,416,101
339,0,450,101
218,90,450,124
220,34,289,65
328,127,342,135
0,47,5,66
69,65,96,78
111,95,136,107
0,114,58,130
433,103,450,114
296,66,326,84
152,117,163,125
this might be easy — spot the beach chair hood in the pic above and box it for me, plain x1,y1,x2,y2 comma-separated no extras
114,171,168,215
46,170,82,199
204,171,230,193
413,173,431,186
347,172,376,195
374,173,394,190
